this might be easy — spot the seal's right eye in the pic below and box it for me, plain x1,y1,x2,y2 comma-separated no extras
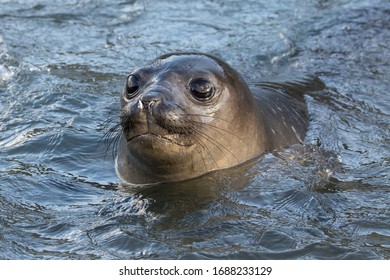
125,75,140,98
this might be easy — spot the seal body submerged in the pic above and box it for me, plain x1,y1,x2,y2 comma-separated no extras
116,53,321,184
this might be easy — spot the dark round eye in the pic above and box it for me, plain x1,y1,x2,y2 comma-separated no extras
189,78,215,101
125,75,140,98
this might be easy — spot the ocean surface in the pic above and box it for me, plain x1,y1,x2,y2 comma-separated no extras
0,0,389,259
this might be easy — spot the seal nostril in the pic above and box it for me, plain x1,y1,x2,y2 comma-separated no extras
141,91,161,109
141,99,156,109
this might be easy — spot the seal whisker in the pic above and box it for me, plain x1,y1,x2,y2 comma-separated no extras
190,126,239,163
181,112,232,124
193,138,221,170
100,122,122,159
184,118,244,142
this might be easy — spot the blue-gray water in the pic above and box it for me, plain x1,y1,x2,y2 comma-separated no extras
0,0,389,259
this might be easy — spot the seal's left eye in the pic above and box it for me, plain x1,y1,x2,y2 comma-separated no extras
125,75,140,98
189,78,215,101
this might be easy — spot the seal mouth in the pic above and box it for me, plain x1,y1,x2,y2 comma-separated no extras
122,114,196,147
128,132,194,147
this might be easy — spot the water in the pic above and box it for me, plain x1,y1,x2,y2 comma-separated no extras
0,0,389,259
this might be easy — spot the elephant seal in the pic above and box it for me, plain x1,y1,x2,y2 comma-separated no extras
115,52,323,184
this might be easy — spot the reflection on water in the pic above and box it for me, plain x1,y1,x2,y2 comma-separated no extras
0,0,389,259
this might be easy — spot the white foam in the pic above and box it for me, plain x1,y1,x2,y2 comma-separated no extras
0,65,15,82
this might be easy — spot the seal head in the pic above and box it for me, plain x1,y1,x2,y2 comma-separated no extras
116,53,312,184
